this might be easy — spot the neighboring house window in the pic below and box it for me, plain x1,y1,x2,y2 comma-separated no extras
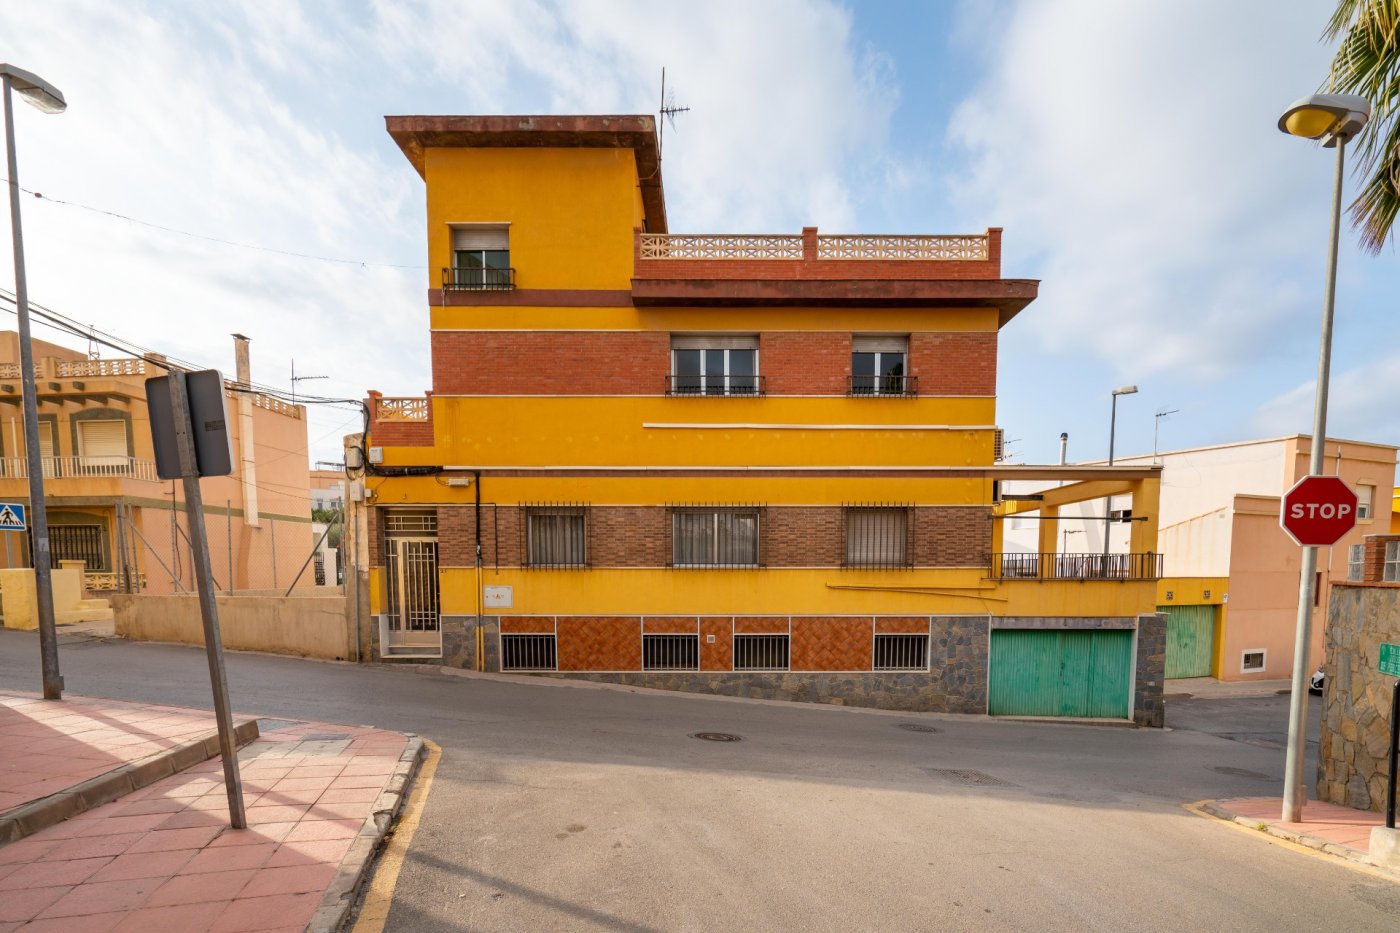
448,225,511,289
1241,649,1266,673
874,634,929,671
733,634,789,671
1357,484,1374,520
643,634,699,671
844,506,911,568
1348,544,1365,581
526,506,586,568
672,507,760,566
50,524,106,571
76,420,129,475
670,336,760,396
850,336,913,395
1385,541,1400,583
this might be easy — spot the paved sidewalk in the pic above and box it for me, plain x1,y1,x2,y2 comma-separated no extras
1204,796,1391,871
0,691,421,931
1165,677,1292,699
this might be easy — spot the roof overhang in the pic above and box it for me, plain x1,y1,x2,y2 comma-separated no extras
385,114,667,233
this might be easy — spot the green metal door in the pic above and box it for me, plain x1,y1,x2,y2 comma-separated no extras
1161,605,1215,679
989,629,1133,719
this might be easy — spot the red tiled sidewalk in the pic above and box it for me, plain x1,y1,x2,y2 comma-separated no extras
0,698,415,932
0,693,226,813
1206,796,1387,863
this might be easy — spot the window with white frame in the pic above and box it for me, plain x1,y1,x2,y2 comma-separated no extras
670,336,760,396
1241,649,1266,673
1348,543,1365,581
851,335,912,396
1357,483,1374,520
671,507,760,567
1385,541,1400,582
448,225,511,289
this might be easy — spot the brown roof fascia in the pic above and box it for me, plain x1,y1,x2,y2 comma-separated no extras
628,278,1040,328
385,114,667,233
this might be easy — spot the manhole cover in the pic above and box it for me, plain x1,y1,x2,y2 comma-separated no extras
255,719,306,732
896,723,939,733
691,732,742,742
923,768,1016,788
1212,766,1277,781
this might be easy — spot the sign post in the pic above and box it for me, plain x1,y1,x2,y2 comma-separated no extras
146,370,244,829
1381,643,1400,831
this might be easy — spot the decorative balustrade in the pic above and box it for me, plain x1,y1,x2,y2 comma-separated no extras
84,571,147,592
376,397,430,422
55,358,147,378
817,234,989,260
0,363,20,379
251,393,301,418
0,456,160,482
640,234,804,260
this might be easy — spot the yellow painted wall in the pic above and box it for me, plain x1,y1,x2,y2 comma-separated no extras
425,147,642,290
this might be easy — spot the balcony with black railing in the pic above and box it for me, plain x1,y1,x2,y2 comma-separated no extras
989,552,1163,582
847,374,918,397
666,374,766,397
441,266,515,291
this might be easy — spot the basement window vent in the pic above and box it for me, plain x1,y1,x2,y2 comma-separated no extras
874,634,930,671
501,634,557,672
643,634,699,671
733,634,789,671
1241,649,1266,674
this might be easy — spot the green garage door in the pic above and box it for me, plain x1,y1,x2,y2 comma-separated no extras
1161,605,1215,679
988,629,1133,719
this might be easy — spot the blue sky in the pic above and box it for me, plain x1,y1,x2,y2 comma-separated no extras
1,0,1396,467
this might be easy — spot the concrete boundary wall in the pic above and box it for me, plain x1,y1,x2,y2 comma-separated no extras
115,593,352,661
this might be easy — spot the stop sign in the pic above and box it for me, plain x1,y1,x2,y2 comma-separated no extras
1280,475,1358,546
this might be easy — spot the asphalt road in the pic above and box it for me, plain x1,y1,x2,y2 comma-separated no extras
0,628,1390,932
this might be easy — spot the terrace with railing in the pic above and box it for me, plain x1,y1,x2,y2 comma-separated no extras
367,391,434,448
0,456,161,483
988,552,1164,582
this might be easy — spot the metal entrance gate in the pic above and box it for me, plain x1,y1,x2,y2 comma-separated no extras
385,537,440,649
988,629,1133,719
1161,604,1215,679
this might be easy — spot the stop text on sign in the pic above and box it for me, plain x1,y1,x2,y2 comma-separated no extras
1279,474,1358,547
1287,502,1353,520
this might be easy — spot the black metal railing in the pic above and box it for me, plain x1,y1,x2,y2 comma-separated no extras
442,266,515,290
523,505,588,568
734,634,790,671
874,634,929,671
643,634,700,671
847,374,919,396
667,374,766,397
843,505,913,568
670,507,762,568
989,552,1164,581
501,634,558,671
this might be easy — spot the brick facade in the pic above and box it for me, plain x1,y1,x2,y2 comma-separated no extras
910,332,996,396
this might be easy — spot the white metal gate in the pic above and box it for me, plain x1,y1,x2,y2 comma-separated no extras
385,537,440,649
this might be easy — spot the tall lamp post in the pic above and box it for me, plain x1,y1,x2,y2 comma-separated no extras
1,64,66,700
1102,385,1137,563
1277,92,1370,823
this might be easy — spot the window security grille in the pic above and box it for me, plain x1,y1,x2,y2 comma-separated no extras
670,336,760,396
1348,544,1364,581
525,506,586,568
1241,650,1266,673
50,525,105,572
384,510,437,534
643,634,699,671
501,634,557,671
733,634,789,671
850,335,911,396
1385,541,1400,583
672,507,761,567
844,506,911,568
874,634,929,671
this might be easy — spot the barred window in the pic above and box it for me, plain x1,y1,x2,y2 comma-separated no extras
734,634,789,671
844,506,910,568
874,634,929,671
501,634,557,671
672,508,760,567
526,506,586,568
384,509,437,534
643,634,699,671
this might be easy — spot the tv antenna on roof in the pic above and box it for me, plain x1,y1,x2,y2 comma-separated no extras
658,67,690,159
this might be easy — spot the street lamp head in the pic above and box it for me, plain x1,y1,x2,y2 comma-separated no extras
1111,385,1138,396
0,64,65,113
1278,93,1370,147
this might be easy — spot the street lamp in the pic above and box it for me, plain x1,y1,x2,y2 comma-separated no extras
1277,92,1370,824
1,63,66,700
1103,385,1137,562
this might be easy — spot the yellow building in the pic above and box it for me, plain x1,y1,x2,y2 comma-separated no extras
0,332,315,599
360,114,1166,723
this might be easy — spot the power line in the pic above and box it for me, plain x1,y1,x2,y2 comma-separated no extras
2,178,426,271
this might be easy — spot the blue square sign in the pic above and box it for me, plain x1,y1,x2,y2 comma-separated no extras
0,502,27,531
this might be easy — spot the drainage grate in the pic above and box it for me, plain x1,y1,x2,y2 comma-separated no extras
896,723,939,734
691,732,742,742
1212,766,1277,781
923,768,1016,788
255,719,307,732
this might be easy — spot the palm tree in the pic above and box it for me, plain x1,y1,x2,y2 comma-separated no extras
1324,0,1400,253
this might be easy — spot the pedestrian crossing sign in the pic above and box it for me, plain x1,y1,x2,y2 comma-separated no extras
0,503,27,531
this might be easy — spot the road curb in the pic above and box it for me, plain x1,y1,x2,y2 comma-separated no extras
307,733,426,933
0,718,259,846
1198,800,1399,877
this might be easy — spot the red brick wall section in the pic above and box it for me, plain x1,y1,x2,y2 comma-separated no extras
734,616,790,634
1362,535,1399,582
875,617,929,635
433,331,669,395
500,616,555,634
556,617,642,671
913,507,992,567
589,508,670,567
761,332,849,395
909,333,996,396
436,505,522,568
700,617,733,670
791,617,873,671
643,616,699,634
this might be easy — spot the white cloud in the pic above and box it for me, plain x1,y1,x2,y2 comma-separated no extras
1253,350,1400,442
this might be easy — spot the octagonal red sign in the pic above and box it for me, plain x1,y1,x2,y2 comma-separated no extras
1280,475,1358,546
